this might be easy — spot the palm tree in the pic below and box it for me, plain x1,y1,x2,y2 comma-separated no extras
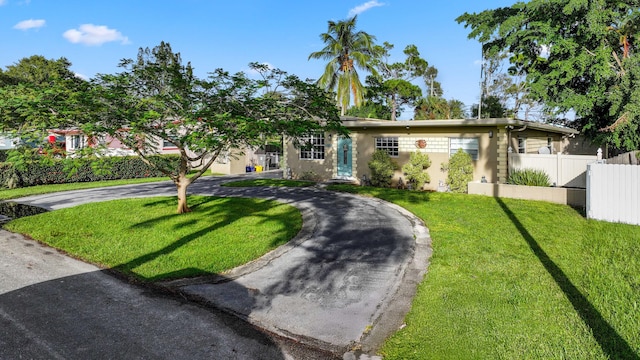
309,15,376,115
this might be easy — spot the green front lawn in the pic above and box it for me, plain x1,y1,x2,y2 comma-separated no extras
329,185,640,359
4,179,638,358
3,195,302,282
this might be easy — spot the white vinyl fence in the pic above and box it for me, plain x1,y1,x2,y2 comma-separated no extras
509,152,598,188
587,163,640,226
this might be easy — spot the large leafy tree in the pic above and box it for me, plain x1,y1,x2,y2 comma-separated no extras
0,56,89,151
308,15,377,115
89,42,344,213
369,43,426,121
457,1,640,151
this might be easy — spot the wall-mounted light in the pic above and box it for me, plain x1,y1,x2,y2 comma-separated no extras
488,130,494,138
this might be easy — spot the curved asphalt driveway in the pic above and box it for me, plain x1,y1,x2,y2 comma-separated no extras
4,172,432,358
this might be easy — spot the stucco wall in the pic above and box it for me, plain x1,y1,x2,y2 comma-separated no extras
352,126,498,190
468,182,586,208
285,135,336,181
284,122,582,188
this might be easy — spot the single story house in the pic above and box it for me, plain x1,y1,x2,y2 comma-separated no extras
0,134,18,150
46,129,281,175
284,117,597,190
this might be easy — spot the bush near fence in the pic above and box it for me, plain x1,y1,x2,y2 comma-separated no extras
0,155,179,189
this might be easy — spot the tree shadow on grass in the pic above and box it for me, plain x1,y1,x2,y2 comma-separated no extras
116,196,298,282
495,197,639,360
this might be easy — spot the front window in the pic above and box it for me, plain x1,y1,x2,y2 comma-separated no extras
375,137,399,157
450,138,479,160
300,133,325,160
517,137,526,154
68,135,84,150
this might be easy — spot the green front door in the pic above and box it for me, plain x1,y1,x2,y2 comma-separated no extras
337,137,352,177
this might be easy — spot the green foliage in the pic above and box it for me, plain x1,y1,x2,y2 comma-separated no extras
368,43,431,121
368,149,398,187
0,150,8,162
401,151,431,190
4,196,302,282
415,96,467,120
2,42,345,213
0,155,178,189
345,100,392,120
308,15,377,115
471,95,507,118
442,149,473,193
457,2,640,151
508,168,551,187
327,186,640,360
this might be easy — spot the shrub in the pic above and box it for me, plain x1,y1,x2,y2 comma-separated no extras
508,168,551,187
402,151,431,190
0,155,180,189
368,150,398,187
441,149,473,193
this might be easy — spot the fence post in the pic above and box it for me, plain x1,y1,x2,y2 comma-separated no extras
556,152,561,186
586,163,592,219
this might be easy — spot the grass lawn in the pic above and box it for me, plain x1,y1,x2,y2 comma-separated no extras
328,185,640,360
3,195,302,282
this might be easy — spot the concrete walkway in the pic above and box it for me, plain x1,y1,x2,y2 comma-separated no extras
5,172,432,358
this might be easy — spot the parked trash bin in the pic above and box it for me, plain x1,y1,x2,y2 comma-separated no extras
255,165,263,172
246,166,253,172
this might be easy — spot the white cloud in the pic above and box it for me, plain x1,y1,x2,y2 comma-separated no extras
13,19,45,30
63,24,130,46
348,1,384,17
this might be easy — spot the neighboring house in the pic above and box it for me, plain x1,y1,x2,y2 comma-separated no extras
0,134,18,150
284,117,593,190
47,129,282,175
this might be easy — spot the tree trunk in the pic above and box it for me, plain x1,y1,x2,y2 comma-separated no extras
176,179,191,214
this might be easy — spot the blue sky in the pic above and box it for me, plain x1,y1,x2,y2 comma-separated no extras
1,0,516,118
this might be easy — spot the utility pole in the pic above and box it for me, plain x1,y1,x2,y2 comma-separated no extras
478,46,483,120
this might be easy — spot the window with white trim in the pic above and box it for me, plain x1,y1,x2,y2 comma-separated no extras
300,133,325,160
375,137,399,157
450,138,479,160
68,135,84,150
517,137,526,154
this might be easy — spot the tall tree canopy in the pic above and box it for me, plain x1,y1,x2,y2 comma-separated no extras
0,56,89,148
368,43,426,121
457,1,640,151
1,43,345,213
308,15,377,115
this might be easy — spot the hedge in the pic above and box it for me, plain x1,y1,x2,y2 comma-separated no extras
0,155,180,189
